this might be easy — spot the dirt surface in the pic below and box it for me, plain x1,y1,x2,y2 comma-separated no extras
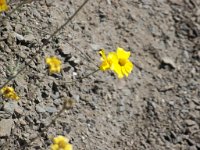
0,0,200,149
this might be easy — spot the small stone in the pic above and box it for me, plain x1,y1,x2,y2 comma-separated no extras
24,34,35,42
19,118,27,126
36,105,46,113
14,24,23,32
45,0,54,6
0,119,13,137
90,44,102,51
186,138,196,146
161,57,176,69
190,146,197,150
0,111,10,118
141,0,152,5
51,92,60,100
14,32,24,41
185,120,196,126
14,106,24,115
195,106,200,110
169,0,183,5
45,106,57,113
106,0,111,5
73,95,80,103
4,21,12,30
3,102,18,114
73,72,77,76
53,99,61,106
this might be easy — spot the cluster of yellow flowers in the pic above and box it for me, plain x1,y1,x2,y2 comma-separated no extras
51,136,73,150
99,47,134,78
1,86,19,100
0,0,9,12
45,47,134,79
46,56,62,74
1,48,133,100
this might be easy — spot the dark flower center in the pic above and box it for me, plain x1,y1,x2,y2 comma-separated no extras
119,59,126,66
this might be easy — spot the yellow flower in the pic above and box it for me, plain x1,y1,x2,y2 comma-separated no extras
0,0,9,12
46,56,62,74
99,49,118,71
1,86,19,100
111,47,134,78
50,136,73,150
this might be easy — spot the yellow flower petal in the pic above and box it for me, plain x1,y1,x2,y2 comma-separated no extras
53,136,69,144
64,144,73,150
51,136,72,150
50,144,59,150
121,66,128,77
99,50,118,71
99,49,107,61
45,56,62,74
111,63,123,78
100,61,110,71
116,47,130,60
110,48,134,78
125,61,134,73
0,0,9,12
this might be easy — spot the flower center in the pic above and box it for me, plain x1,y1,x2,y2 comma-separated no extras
4,89,11,94
118,59,126,66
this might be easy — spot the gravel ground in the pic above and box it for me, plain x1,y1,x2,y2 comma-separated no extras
0,0,200,150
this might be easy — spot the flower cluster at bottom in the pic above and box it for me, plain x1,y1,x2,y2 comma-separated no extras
99,47,134,78
51,136,73,150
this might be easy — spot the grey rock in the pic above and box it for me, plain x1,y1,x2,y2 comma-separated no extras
19,118,27,126
2,21,12,30
53,99,62,106
161,57,176,69
118,98,125,112
51,92,60,100
3,102,18,114
190,146,197,150
0,119,13,137
14,32,24,41
183,50,190,59
73,95,80,103
195,106,200,110
14,24,23,33
169,0,183,5
90,44,102,51
141,0,152,5
0,111,10,118
24,34,35,42
14,106,24,115
45,0,54,6
185,119,196,126
106,0,111,5
36,92,43,103
36,105,46,113
32,9,41,18
45,106,57,113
